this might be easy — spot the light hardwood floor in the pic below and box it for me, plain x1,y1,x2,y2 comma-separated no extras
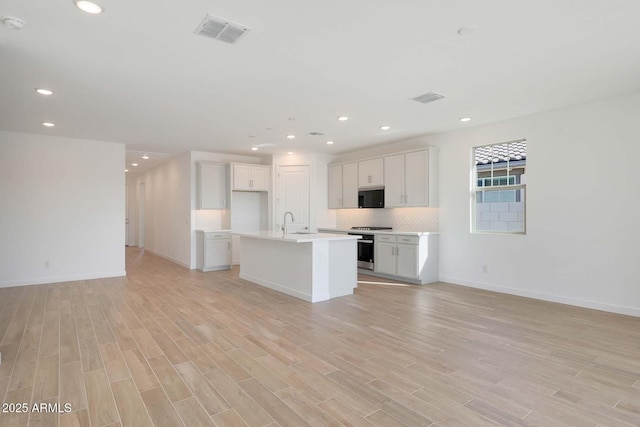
1,247,639,426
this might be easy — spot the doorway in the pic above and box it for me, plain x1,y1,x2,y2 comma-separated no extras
138,182,145,248
125,184,130,246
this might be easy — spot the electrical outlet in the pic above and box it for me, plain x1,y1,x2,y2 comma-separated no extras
482,265,488,273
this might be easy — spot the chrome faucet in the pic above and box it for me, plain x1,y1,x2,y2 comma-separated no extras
283,211,295,237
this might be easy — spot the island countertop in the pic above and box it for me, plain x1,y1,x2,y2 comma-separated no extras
232,230,361,243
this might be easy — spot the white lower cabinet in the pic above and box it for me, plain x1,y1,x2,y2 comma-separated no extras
374,234,439,284
375,235,419,279
396,240,419,279
196,231,231,272
375,240,396,276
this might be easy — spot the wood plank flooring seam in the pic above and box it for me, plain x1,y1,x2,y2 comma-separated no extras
79,294,125,427
103,312,183,427
24,286,51,427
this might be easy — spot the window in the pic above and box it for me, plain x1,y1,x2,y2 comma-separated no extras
472,140,526,234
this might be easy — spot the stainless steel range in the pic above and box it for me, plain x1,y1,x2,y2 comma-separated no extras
348,227,392,270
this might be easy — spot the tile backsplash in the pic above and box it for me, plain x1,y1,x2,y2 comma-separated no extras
194,209,223,230
336,207,439,232
196,207,438,232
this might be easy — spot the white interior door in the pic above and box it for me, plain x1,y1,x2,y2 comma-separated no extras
276,165,309,233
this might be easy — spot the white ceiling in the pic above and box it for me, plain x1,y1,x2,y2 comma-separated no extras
2,0,640,162
124,150,173,175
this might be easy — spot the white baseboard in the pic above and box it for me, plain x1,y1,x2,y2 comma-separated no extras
0,270,127,288
143,248,190,269
239,272,318,302
439,276,640,318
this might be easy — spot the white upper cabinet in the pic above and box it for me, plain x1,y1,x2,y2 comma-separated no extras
404,150,431,206
197,162,228,209
329,147,438,209
327,163,358,208
383,155,405,208
358,158,384,188
328,165,343,209
383,148,439,207
232,163,270,191
342,163,358,208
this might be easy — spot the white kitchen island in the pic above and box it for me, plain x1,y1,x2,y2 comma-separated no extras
234,231,360,303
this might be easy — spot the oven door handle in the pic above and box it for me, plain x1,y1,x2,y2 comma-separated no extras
358,239,374,244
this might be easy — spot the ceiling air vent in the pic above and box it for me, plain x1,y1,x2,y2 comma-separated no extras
194,14,250,44
309,132,325,136
411,91,445,104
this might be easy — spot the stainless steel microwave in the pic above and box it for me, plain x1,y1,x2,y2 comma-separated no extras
358,188,384,208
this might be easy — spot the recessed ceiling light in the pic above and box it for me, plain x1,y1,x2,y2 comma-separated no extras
337,116,349,121
380,125,391,130
326,140,334,145
459,117,472,122
36,88,53,96
251,147,258,151
142,154,149,159
42,122,55,127
131,163,138,167
74,1,103,14
286,135,295,140
287,152,293,155
125,169,129,172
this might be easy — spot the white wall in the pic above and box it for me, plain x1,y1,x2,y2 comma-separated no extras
429,92,640,316
0,131,125,287
136,153,191,267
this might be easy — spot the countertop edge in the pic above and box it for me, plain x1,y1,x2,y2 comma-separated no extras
317,228,440,236
234,231,361,243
